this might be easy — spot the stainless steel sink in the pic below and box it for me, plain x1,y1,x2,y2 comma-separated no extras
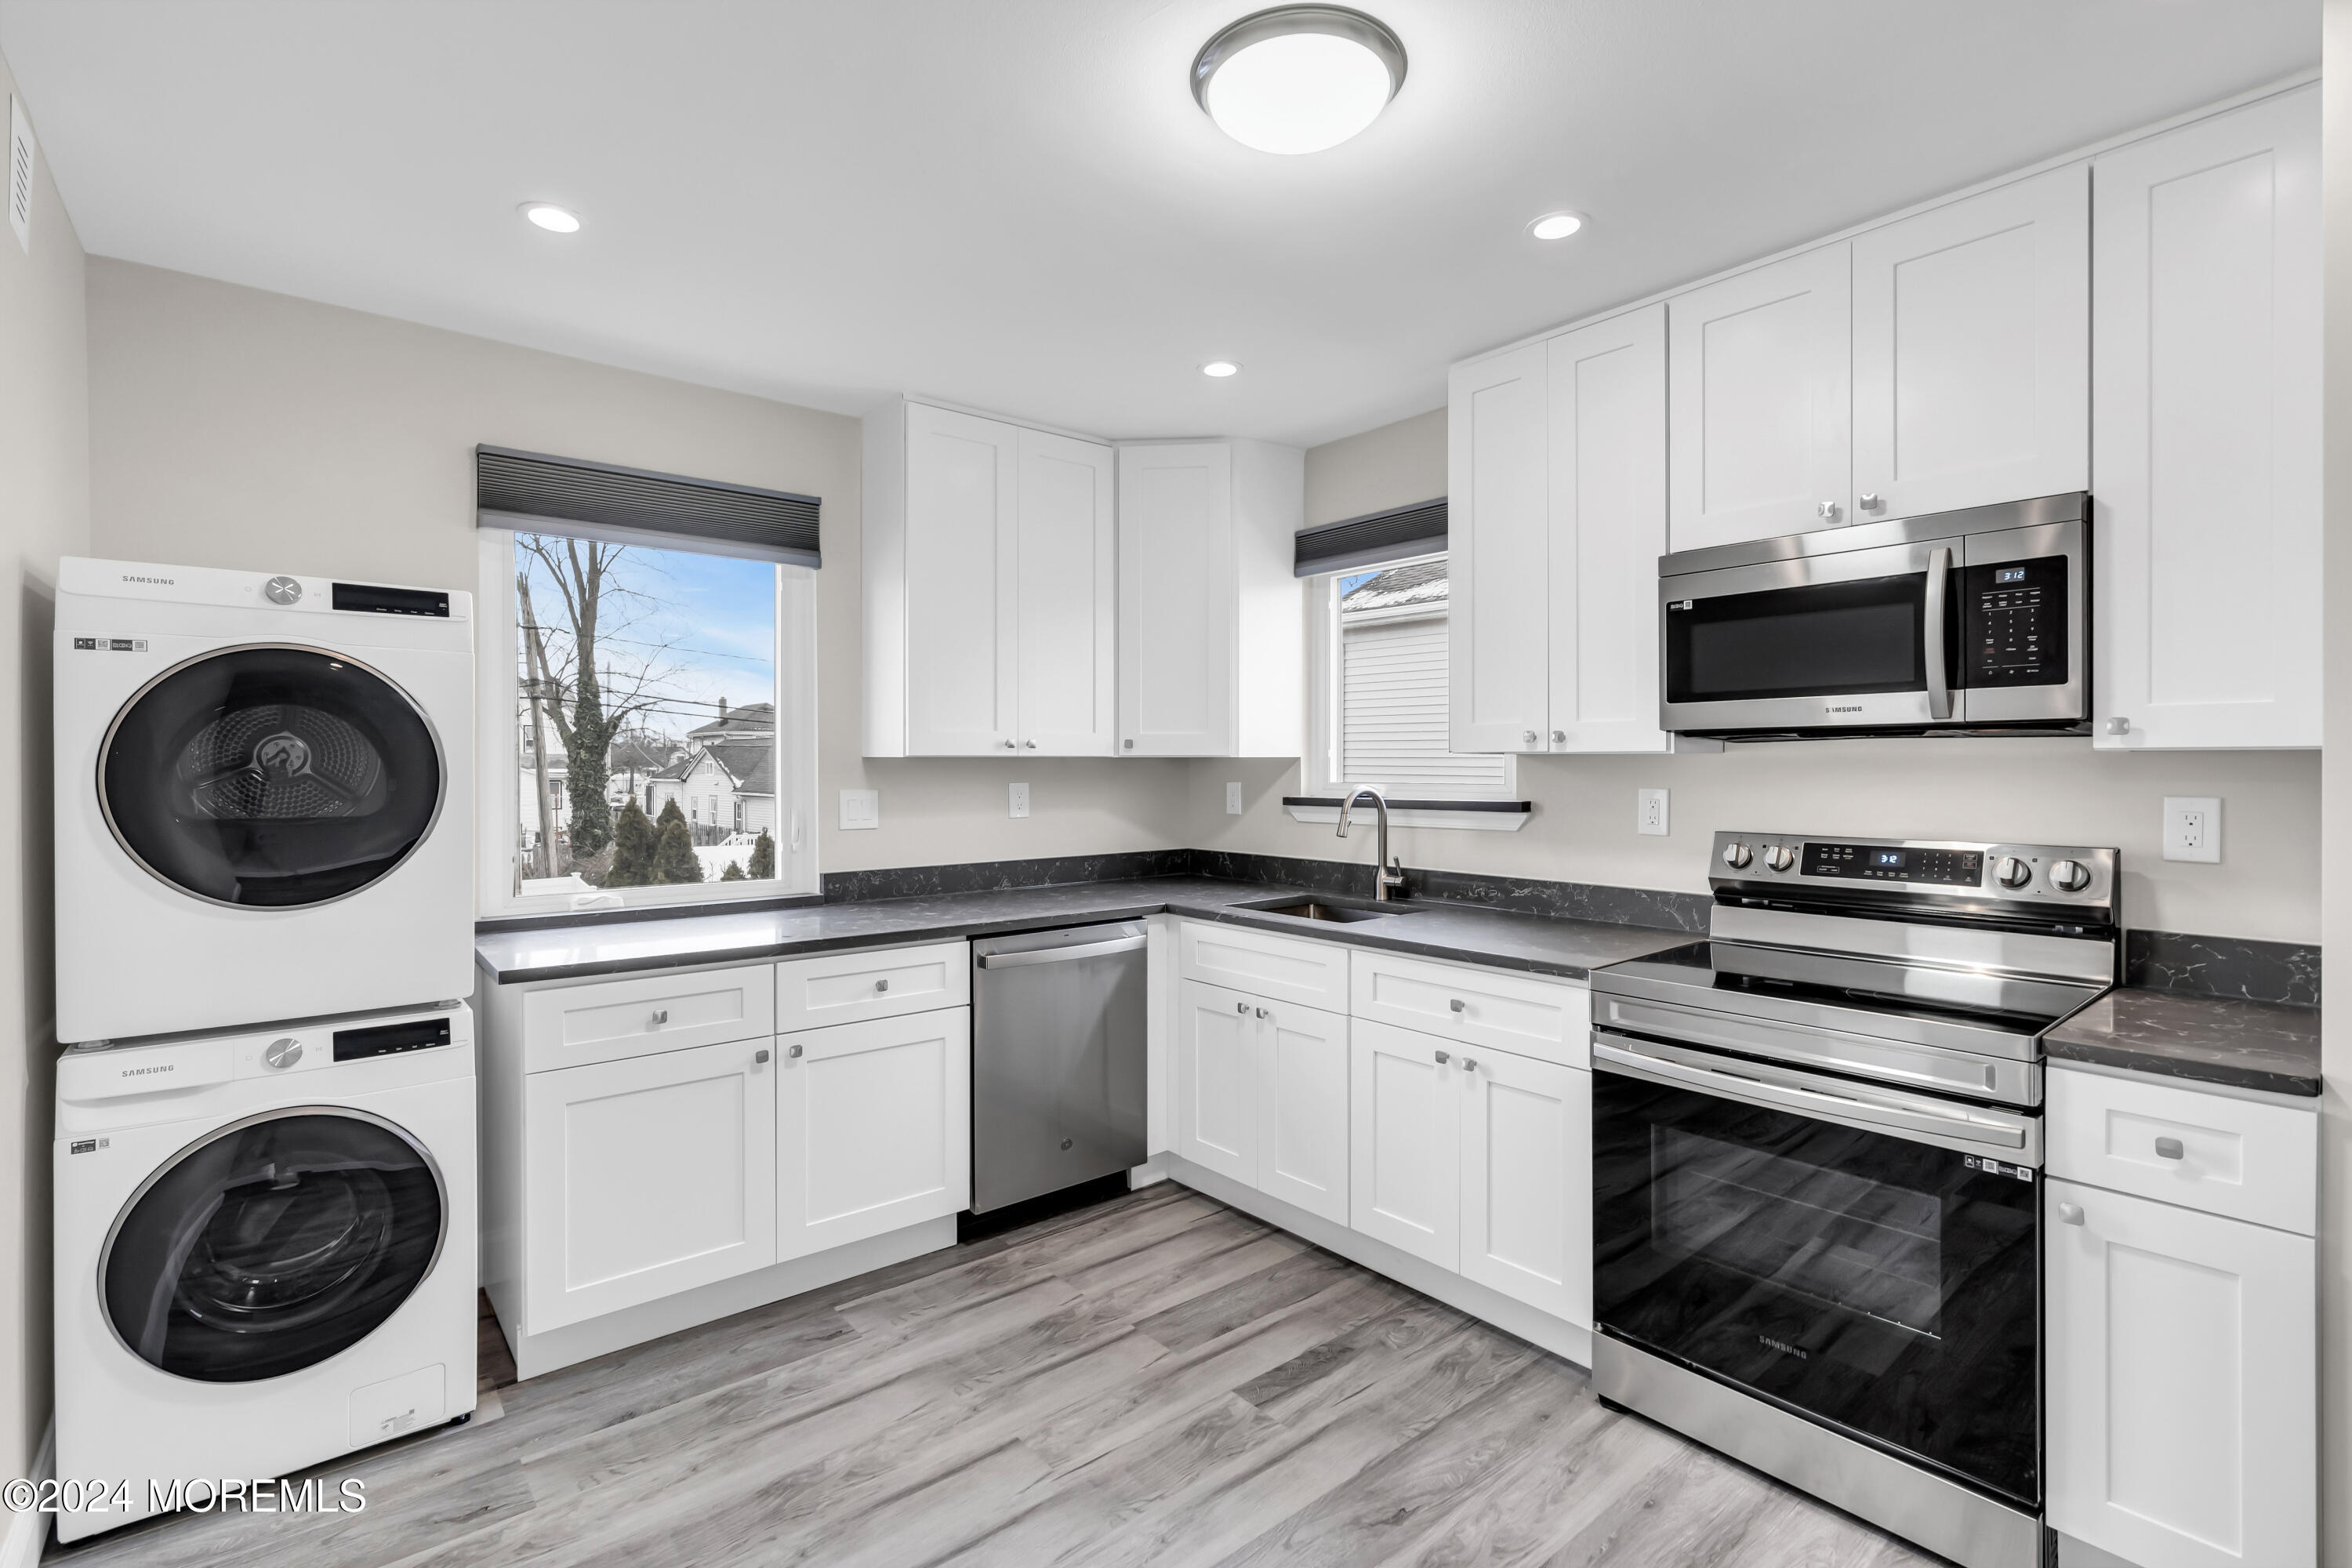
1239,898,1397,924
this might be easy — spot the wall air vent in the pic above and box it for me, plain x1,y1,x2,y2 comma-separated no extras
9,96,34,253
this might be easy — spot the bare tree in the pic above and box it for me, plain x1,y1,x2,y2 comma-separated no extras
515,535,687,861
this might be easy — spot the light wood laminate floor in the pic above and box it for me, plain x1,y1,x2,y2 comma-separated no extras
49,1184,1943,1568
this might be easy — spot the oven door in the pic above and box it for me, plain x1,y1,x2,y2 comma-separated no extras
1661,535,1961,734
1593,1033,2041,1509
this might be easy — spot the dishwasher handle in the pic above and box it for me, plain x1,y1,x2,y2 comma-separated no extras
975,935,1147,970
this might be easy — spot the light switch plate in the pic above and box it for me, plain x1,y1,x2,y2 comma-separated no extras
2162,797,2220,862
838,789,878,831
1637,788,1669,837
1009,782,1030,819
1225,782,1243,815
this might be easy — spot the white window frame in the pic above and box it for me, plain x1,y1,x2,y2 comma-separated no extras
475,529,820,917
1301,557,1524,830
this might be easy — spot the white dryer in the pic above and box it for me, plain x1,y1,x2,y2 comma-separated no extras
53,1004,477,1544
55,557,473,1044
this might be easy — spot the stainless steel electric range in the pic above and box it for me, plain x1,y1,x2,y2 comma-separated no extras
1589,831,2119,1568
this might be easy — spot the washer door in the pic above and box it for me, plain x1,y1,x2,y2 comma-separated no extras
100,644,444,907
102,1110,447,1383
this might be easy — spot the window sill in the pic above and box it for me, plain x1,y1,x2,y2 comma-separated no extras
1283,797,1531,833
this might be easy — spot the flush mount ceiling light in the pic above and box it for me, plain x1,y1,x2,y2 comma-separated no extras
1202,360,1241,377
1527,211,1585,241
521,202,581,234
1192,5,1406,155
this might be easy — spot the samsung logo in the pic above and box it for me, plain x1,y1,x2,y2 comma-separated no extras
1824,705,1864,713
120,575,175,586
1759,1334,1809,1359
119,1064,173,1078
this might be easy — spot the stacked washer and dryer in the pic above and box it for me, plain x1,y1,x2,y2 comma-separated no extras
50,558,479,1544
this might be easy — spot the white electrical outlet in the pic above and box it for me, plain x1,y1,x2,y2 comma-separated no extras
1226,782,1243,815
2162,796,2220,863
1009,782,1030,819
838,789,878,831
1637,788,1669,837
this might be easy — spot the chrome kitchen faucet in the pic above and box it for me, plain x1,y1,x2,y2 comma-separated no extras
1337,786,1407,902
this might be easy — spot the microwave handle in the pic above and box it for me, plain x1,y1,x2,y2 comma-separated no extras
1923,546,1954,722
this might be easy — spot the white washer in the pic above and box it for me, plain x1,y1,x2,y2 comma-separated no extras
55,557,474,1044
54,1004,477,1544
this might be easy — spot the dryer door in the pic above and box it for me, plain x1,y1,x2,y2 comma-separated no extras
99,644,445,907
101,1109,448,1382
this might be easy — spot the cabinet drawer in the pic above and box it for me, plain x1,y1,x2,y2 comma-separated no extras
2047,1065,2317,1235
775,940,969,1033
1178,920,1349,1011
1350,950,1591,1069
522,963,777,1074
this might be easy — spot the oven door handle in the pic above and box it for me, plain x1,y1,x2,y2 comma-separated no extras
1593,1035,2032,1156
1923,545,1954,722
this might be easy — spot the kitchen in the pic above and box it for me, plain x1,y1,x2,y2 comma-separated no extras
0,3,2342,1566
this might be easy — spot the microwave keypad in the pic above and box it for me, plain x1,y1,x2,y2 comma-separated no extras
1962,556,2067,688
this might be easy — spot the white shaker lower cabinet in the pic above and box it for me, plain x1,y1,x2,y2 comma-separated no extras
2045,1177,2315,1568
522,1036,779,1333
777,1008,971,1260
1348,1018,1462,1271
1174,978,1348,1224
1458,1047,1589,1327
1175,979,1261,1185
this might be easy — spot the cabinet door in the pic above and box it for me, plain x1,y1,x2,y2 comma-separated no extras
2092,86,2321,750
1256,999,1349,1225
777,1009,970,1261
1120,444,1232,756
1458,1051,1588,1326
524,1037,777,1331
1544,306,1671,753
1175,979,1258,1185
1668,245,1853,551
2046,1178,2315,1568
1851,164,2089,521
1017,430,1116,755
1447,343,1550,754
1348,1019,1460,1270
905,404,1021,754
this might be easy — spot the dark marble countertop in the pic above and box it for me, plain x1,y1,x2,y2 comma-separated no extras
2045,987,2321,1098
474,877,1694,986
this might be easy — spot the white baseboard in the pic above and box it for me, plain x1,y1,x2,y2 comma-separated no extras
1163,1156,1592,1368
1,1421,53,1568
1127,1158,1169,1189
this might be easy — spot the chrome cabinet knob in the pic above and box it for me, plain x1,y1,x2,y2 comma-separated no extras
2104,717,2131,735
1449,998,1466,1014
263,1037,302,1070
755,1048,771,1065
1994,856,2032,889
1523,729,1538,745
1001,738,1017,749
874,978,889,993
2154,1136,2185,1160
1461,1058,1478,1073
1817,500,1841,522
1721,841,1751,869
786,1044,803,1058
1236,1001,1249,1014
649,1009,669,1027
1764,844,1795,873
1857,492,1883,511
1254,1007,1269,1019
1551,729,1566,744
2057,1202,2085,1225
2048,859,2091,893
1434,1050,1450,1065
1024,739,1037,748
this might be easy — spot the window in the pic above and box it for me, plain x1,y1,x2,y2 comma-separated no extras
1306,555,1514,802
477,528,817,914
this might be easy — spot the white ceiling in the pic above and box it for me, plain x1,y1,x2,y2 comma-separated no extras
0,0,2318,448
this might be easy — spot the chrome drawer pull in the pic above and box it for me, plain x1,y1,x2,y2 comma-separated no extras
649,1009,668,1027
2154,1136,2185,1160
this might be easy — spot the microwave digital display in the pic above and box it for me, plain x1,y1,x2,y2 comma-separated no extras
1803,842,1984,885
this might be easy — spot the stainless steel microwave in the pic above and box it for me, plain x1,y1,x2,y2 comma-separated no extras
1658,492,2087,739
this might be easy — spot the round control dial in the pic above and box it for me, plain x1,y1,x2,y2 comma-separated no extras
1764,844,1795,873
1721,841,1751,869
2048,858,2092,893
262,1037,303,1070
1994,856,2032,889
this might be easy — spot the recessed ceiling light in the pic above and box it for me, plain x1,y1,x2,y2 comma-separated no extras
1528,211,1584,241
1202,361,1241,378
521,202,581,234
1192,6,1406,156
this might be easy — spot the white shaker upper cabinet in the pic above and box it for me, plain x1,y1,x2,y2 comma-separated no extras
1545,304,1672,753
1117,440,1304,757
1851,164,2089,522
2092,85,2321,750
1014,429,1116,755
1446,342,1550,753
901,404,1020,755
1668,244,1853,552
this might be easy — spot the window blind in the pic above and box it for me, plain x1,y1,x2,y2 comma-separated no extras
1294,497,1446,577
476,445,822,568
1341,612,1509,798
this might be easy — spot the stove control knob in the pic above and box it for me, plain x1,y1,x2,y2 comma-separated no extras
2048,858,2091,893
1994,856,2032,889
1721,841,1751,869
1764,844,1795,873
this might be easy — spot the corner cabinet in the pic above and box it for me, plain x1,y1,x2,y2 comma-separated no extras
862,399,1116,757
2091,85,2321,750
1116,440,1305,757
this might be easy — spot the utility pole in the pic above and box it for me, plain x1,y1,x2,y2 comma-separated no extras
517,575,564,881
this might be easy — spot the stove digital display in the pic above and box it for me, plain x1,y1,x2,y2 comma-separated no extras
1802,842,1984,885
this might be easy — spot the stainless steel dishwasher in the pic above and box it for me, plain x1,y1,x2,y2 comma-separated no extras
970,920,1149,1214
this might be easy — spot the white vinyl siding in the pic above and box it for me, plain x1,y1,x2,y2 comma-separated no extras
1339,601,1511,800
